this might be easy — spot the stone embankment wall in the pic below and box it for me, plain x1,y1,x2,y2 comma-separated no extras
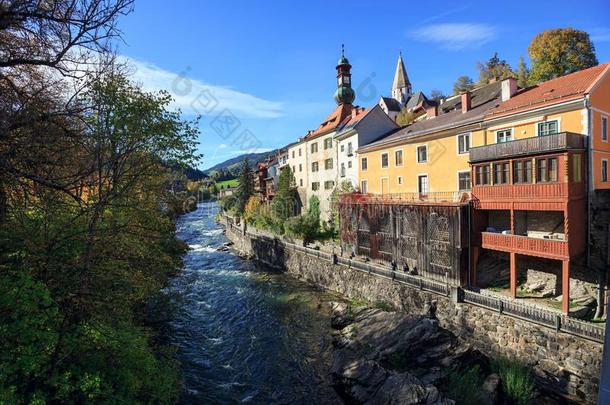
221,218,603,403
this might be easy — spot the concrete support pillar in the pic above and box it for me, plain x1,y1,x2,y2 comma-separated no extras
510,252,517,299
562,259,570,315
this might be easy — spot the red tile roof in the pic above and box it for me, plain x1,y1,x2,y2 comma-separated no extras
487,63,610,118
307,103,354,139
339,106,369,127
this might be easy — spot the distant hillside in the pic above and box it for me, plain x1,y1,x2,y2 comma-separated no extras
204,150,277,175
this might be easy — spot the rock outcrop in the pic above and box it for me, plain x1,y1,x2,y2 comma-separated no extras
329,302,496,404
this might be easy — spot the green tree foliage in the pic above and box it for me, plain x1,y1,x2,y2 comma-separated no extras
236,158,254,214
452,75,475,95
285,195,322,245
477,52,514,84
528,28,598,83
396,109,425,127
271,166,298,222
429,89,446,104
0,71,199,403
516,56,532,88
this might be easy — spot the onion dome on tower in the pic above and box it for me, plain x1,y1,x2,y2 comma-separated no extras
334,44,356,105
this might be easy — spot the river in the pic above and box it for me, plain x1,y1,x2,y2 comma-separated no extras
169,202,342,404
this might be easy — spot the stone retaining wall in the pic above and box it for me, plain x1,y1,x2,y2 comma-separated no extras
222,219,603,403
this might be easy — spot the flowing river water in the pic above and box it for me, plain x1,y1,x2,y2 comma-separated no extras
169,202,342,404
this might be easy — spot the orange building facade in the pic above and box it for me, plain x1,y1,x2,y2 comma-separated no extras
469,63,610,313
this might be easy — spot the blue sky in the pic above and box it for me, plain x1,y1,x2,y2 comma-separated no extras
118,0,610,170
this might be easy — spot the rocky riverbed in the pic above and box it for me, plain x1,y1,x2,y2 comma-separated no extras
327,299,560,405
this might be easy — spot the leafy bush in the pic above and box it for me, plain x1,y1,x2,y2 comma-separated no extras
244,196,261,224
285,214,319,244
308,195,320,219
444,365,484,405
220,195,238,213
492,357,534,405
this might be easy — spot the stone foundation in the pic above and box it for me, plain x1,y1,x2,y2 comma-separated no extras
222,218,603,403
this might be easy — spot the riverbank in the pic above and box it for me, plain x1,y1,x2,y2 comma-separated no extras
220,214,602,403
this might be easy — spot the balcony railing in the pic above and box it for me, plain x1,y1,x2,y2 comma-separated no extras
472,182,571,201
357,191,471,205
480,232,569,259
469,132,585,163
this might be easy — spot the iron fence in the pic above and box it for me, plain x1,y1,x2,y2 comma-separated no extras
220,214,605,343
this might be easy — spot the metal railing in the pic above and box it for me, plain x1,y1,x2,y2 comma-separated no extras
469,132,586,163
220,214,604,343
461,289,605,343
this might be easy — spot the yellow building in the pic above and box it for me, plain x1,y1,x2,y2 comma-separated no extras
358,81,502,196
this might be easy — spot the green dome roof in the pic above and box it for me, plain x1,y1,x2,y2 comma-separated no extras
337,55,350,65
334,86,355,105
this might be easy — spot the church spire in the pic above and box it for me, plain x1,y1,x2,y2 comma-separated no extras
334,44,355,105
392,52,412,104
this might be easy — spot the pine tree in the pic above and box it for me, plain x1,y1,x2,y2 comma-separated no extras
516,56,531,88
477,52,514,84
453,76,475,95
236,158,254,214
272,165,297,221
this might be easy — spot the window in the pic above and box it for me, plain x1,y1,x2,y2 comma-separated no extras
291,151,295,158
417,175,429,194
311,182,320,191
513,159,533,183
311,142,318,153
300,179,303,187
311,162,319,172
381,153,389,168
340,163,346,177
395,150,403,166
603,160,609,183
458,172,471,191
298,148,302,157
360,180,368,193
457,133,470,154
493,162,509,184
347,142,353,156
417,145,427,163
299,164,302,172
475,165,491,185
325,158,333,170
496,129,513,143
361,157,368,171
348,161,352,168
324,180,335,190
340,144,345,152
603,117,608,142
536,157,558,182
397,176,403,185
324,138,333,149
292,165,296,173
538,120,559,136
572,154,582,182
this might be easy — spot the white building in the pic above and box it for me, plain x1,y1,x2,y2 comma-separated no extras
335,104,398,190
302,47,357,220
287,139,308,211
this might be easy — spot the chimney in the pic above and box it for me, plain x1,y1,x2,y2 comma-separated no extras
352,107,358,119
501,77,518,102
461,91,471,113
426,104,438,118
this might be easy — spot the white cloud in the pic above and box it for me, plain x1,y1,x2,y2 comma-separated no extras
120,56,284,118
218,143,228,149
410,23,496,50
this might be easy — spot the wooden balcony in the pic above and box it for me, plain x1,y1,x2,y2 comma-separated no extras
469,132,585,163
472,182,580,203
480,232,569,260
